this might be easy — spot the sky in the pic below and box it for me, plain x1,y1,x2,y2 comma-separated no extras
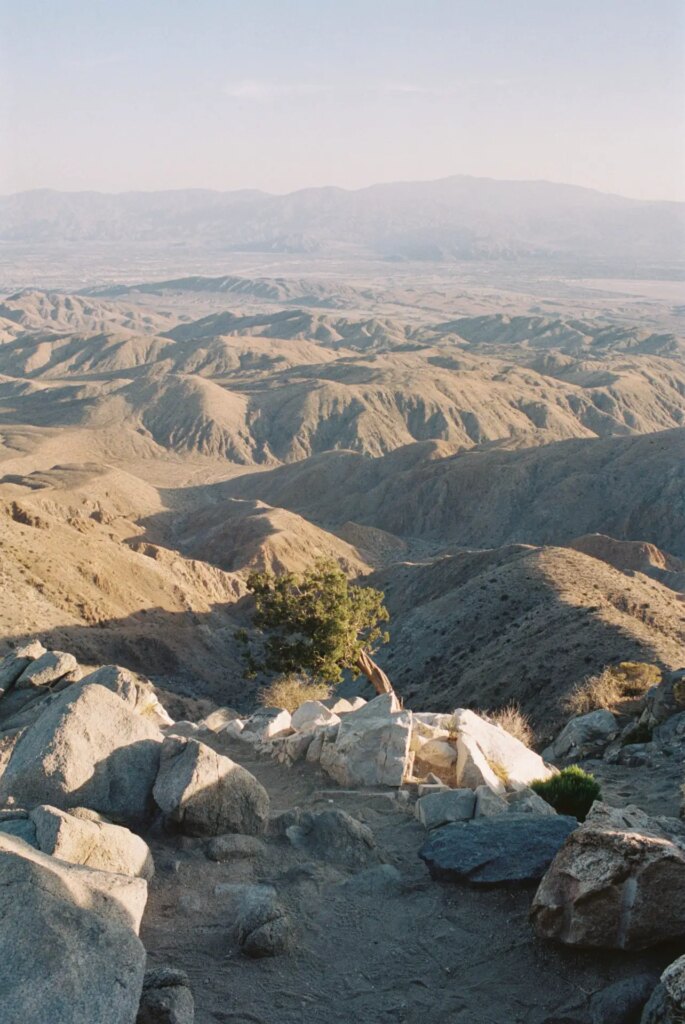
1,0,684,200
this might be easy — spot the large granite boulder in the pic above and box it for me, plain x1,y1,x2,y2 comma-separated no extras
0,832,146,1024
531,803,685,949
419,813,576,885
79,665,173,727
319,693,412,787
31,805,154,879
454,709,554,794
0,683,163,824
542,710,618,762
153,736,270,837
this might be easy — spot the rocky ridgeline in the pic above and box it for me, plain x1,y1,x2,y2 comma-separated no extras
1,643,685,1023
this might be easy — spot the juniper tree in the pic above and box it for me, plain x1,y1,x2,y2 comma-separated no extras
242,559,395,696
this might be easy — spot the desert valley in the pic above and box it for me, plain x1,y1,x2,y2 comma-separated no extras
1,176,685,1024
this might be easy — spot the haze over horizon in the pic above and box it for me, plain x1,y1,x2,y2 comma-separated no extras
1,0,684,202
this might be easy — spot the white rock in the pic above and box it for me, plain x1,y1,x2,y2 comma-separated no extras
325,696,367,714
454,708,554,794
242,707,292,741
223,719,245,739
201,707,242,732
305,723,339,763
415,789,476,828
320,693,412,787
291,701,339,731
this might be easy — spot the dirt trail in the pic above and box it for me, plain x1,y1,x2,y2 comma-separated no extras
140,736,676,1024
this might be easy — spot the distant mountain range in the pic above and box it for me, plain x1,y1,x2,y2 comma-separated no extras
1,176,684,267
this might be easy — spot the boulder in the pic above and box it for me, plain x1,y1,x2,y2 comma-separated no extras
215,883,292,957
0,641,46,695
410,713,451,754
640,669,685,729
153,737,269,837
200,706,241,732
0,833,146,1024
30,804,154,879
137,967,194,1024
319,693,412,787
531,803,685,949
279,807,382,870
474,784,509,817
414,739,457,781
291,700,340,731
415,788,476,828
241,706,292,742
587,974,659,1024
454,708,554,794
223,719,245,739
0,830,148,932
305,722,339,763
80,665,173,727
420,813,576,885
641,955,685,1023
323,696,367,714
164,721,201,739
542,710,618,762
0,683,163,824
506,787,557,816
15,650,79,691
205,834,266,863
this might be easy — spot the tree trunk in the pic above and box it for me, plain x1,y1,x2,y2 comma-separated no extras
355,649,395,697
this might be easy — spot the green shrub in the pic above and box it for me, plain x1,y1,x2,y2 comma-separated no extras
531,766,601,821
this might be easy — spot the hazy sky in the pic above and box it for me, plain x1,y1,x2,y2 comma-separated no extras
1,0,684,200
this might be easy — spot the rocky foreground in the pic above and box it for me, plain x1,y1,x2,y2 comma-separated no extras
1,643,684,1023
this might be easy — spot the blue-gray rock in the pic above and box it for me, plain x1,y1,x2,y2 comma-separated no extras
419,813,576,885
589,974,659,1024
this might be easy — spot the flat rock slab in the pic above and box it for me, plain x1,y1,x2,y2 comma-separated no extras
419,813,576,885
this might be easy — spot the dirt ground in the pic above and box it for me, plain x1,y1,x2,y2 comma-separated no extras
140,735,680,1024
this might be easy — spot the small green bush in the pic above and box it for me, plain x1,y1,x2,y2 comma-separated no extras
531,766,601,821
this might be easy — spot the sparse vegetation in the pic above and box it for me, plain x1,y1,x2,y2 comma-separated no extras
487,759,511,785
488,704,534,747
257,674,332,713
531,766,602,821
563,662,662,717
243,559,394,695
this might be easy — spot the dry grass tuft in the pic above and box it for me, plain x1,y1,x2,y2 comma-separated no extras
563,662,661,717
488,704,534,748
258,674,332,713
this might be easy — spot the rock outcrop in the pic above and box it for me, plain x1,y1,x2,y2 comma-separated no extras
0,682,163,824
0,832,147,1024
531,803,685,949
319,693,412,787
153,736,270,837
